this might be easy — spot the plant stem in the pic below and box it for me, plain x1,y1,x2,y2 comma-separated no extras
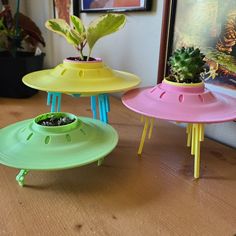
79,50,84,60
87,49,91,61
75,46,84,60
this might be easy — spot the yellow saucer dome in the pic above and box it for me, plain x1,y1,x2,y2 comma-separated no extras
22,58,140,95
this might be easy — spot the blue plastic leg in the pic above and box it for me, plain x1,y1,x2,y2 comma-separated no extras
98,95,104,122
47,92,52,106
98,94,109,123
57,93,61,112
102,95,108,123
47,92,62,112
91,96,97,119
105,94,110,112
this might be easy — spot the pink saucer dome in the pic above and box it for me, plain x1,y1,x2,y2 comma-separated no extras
122,79,236,123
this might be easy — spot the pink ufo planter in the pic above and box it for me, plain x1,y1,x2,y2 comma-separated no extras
122,79,236,179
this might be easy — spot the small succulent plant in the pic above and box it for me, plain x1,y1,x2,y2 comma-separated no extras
45,13,126,61
37,116,75,126
167,47,206,83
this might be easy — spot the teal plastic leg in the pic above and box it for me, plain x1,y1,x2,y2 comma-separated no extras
16,169,29,187
98,94,109,123
91,96,97,119
97,158,104,166
47,92,62,112
105,94,110,112
98,95,104,122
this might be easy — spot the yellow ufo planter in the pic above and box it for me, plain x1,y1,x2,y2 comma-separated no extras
23,58,140,95
23,58,140,123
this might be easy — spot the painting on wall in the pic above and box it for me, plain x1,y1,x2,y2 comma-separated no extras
53,0,79,23
166,0,236,95
80,0,152,12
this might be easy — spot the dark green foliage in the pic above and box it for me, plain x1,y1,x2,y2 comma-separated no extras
167,47,205,83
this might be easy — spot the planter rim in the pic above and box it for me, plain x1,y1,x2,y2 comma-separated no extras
33,112,80,133
63,57,102,63
163,78,204,87
162,78,205,93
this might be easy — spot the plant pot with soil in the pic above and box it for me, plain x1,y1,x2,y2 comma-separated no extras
159,46,207,104
0,0,45,98
35,112,77,128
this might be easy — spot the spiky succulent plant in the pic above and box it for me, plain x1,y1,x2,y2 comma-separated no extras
167,47,205,83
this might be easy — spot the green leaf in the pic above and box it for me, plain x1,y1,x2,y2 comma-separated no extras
70,15,85,35
45,19,76,45
66,28,84,46
87,13,126,52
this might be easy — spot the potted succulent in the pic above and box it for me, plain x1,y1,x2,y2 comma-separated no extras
165,47,206,85
0,0,45,98
35,112,76,127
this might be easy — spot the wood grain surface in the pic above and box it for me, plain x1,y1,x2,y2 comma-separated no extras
0,92,236,236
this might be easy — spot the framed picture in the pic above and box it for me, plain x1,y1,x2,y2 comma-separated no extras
80,0,152,12
53,0,79,23
159,0,236,97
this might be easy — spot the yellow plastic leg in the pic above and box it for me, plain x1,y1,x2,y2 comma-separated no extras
138,117,149,156
140,115,144,123
186,123,204,178
191,124,195,155
148,118,154,139
194,124,201,179
199,124,205,142
186,124,192,147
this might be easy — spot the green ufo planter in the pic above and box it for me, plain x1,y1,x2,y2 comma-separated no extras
0,112,118,186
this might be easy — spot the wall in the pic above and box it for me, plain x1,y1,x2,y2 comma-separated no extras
24,0,236,148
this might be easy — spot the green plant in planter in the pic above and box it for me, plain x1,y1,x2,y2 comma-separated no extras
166,47,206,83
0,0,45,56
45,13,126,61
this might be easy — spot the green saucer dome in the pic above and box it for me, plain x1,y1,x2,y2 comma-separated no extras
0,113,118,170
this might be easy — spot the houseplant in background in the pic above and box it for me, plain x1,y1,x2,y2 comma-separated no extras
0,0,45,98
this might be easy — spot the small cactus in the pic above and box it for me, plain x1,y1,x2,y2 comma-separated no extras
167,47,205,83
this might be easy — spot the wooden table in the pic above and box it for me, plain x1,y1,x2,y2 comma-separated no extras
0,92,236,235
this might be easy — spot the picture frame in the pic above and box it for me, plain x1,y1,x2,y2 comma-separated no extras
158,0,236,97
79,0,152,13
53,0,79,23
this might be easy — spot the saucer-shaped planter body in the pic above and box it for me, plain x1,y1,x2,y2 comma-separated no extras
122,79,236,123
22,58,140,95
0,112,118,170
